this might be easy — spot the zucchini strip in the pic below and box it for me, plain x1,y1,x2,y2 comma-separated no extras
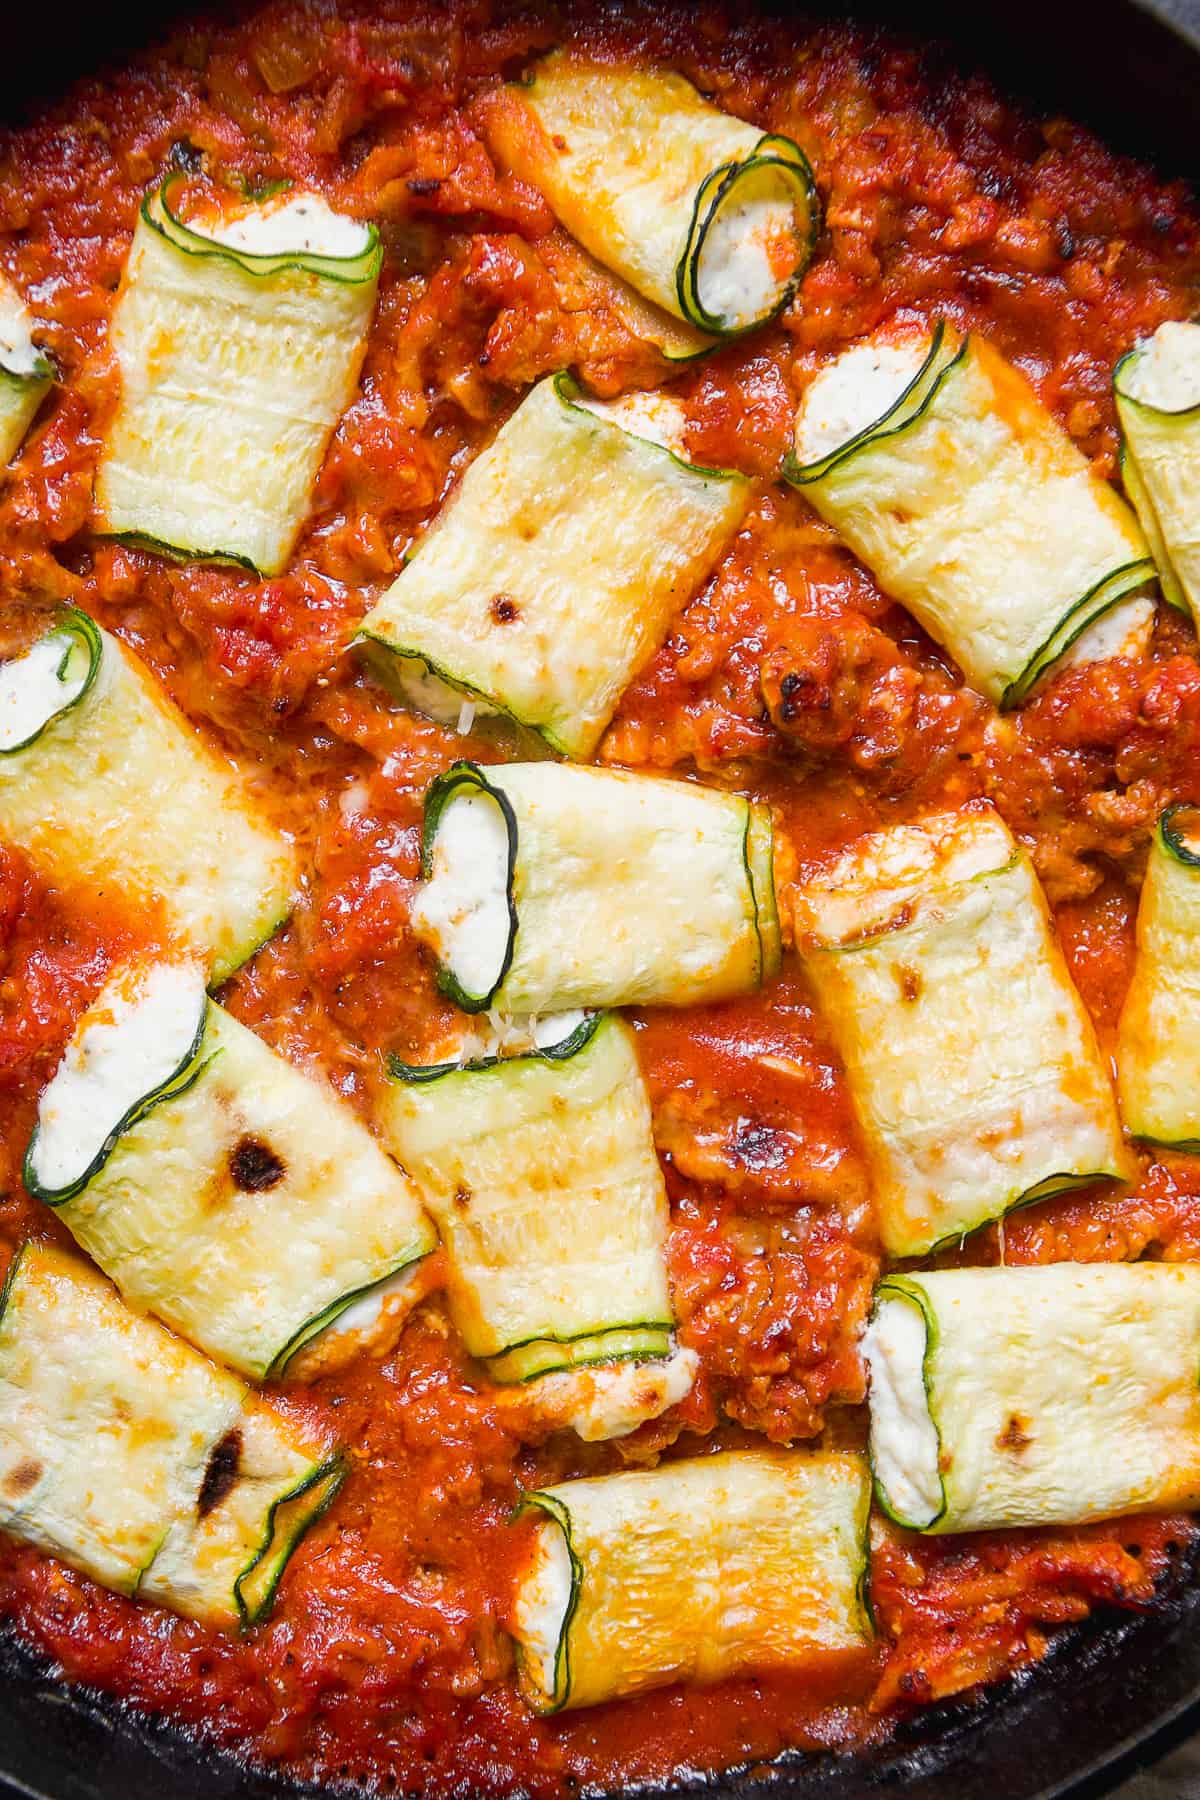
510,1449,872,1712
865,1264,1200,1532
484,55,819,335
1117,803,1200,1148
380,1013,690,1439
0,275,53,468
1114,321,1200,626
787,325,1156,705
412,761,779,1014
0,1243,343,1629
0,610,296,982
356,374,748,759
94,174,380,574
793,806,1129,1257
25,959,437,1382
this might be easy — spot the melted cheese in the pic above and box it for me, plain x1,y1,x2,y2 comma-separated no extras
0,275,45,379
695,168,799,331
1123,320,1200,410
411,787,512,1003
862,1296,941,1528
794,338,928,465
525,1346,698,1442
195,191,370,259
512,1514,574,1700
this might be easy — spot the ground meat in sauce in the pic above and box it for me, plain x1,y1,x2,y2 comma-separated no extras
0,0,1197,1794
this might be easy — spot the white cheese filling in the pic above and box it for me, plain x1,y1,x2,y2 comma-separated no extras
793,336,931,466
410,789,512,1001
574,390,688,455
1057,592,1156,674
30,961,208,1194
1123,320,1200,412
0,276,44,379
862,1295,942,1528
528,1346,698,1442
421,1009,591,1069
293,1263,424,1377
511,1513,573,1700
0,631,88,751
387,656,498,734
695,162,801,333
194,191,370,260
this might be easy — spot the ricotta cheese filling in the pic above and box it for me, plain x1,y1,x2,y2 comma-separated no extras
1123,319,1200,411
694,162,801,333
1057,591,1156,673
293,1264,425,1377
421,1009,591,1069
386,656,498,733
30,961,208,1195
193,191,371,260
862,1295,942,1528
527,1345,698,1443
0,276,45,379
411,789,512,1001
574,390,688,455
0,630,88,752
793,336,931,466
511,1513,574,1699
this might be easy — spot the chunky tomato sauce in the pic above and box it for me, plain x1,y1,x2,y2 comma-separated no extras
0,1,1198,1792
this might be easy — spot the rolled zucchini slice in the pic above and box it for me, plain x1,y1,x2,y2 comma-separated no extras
412,760,779,1014
865,1263,1200,1533
380,1013,692,1439
510,1449,872,1712
1115,320,1200,626
788,325,1156,706
0,275,53,467
94,174,381,575
356,375,748,760
484,55,819,336
24,959,437,1382
0,1242,344,1629
793,806,1129,1258
1117,803,1200,1149
0,610,296,982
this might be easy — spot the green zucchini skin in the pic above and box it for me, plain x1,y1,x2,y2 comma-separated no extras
145,172,383,286
419,761,519,1013
865,1277,946,1533
0,608,102,757
676,134,820,336
233,1451,348,1630
784,321,959,487
386,1010,601,1084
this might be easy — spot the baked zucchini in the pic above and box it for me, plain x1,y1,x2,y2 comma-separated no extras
1114,320,1200,626
0,275,53,467
1117,803,1200,1148
484,55,819,336
793,806,1129,1257
25,959,437,1381
864,1263,1200,1532
381,1013,692,1438
0,610,296,982
356,375,748,759
788,325,1156,705
94,174,381,574
0,1242,344,1629
412,760,779,1014
510,1449,872,1712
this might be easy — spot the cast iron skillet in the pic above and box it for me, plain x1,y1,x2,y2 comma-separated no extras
0,1,1198,1795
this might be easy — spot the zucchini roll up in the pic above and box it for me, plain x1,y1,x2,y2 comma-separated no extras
788,325,1155,705
412,761,779,1014
865,1264,1200,1532
95,174,381,574
356,376,748,760
1118,803,1200,1149
794,806,1129,1257
510,1449,872,1712
0,275,53,467
484,55,819,337
25,960,437,1381
0,1243,344,1630
0,611,296,982
1114,320,1200,628
381,1013,692,1440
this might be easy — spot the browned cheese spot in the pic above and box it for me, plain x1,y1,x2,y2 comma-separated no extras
490,592,519,623
996,1414,1033,1453
198,1428,243,1517
230,1136,286,1193
3,1457,41,1499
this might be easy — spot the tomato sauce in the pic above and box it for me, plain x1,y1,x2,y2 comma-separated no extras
0,0,1198,1792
